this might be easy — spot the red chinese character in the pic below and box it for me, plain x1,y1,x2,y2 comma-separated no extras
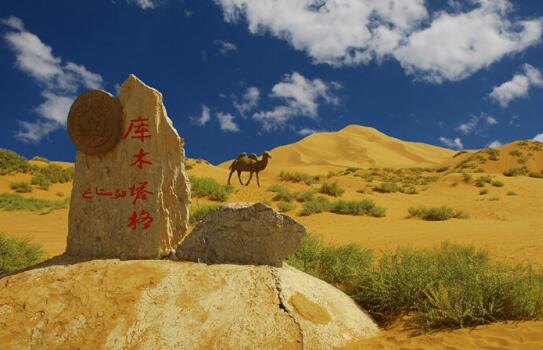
128,210,154,230
131,148,153,169
129,181,153,205
123,117,151,142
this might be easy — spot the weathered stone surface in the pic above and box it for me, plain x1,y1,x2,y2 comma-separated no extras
0,259,378,350
177,202,306,266
66,75,191,259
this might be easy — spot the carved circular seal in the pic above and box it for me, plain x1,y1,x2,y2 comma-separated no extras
67,90,124,155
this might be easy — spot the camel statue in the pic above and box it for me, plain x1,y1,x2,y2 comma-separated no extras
227,151,272,187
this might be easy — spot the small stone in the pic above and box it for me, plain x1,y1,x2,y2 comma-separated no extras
177,202,306,267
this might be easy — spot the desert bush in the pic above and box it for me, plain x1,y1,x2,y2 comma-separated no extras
189,204,219,225
507,191,518,196
510,150,523,157
319,181,345,197
300,196,331,216
503,168,527,177
399,186,418,195
0,193,68,213
373,182,400,193
31,156,50,163
479,189,488,195
10,181,32,193
462,173,472,183
435,166,449,173
31,175,50,190
189,177,232,202
329,199,386,217
529,171,543,179
277,201,295,212
296,190,316,203
279,171,319,185
488,149,500,161
408,206,468,221
0,232,44,275
491,180,504,187
267,184,296,202
475,175,492,187
289,237,543,330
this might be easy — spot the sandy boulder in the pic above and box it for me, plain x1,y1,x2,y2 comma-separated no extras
0,259,378,350
177,202,306,266
66,75,190,259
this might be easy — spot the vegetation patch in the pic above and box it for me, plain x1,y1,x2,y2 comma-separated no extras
319,181,345,197
300,196,331,216
288,235,543,330
296,190,316,203
267,184,296,202
0,193,69,213
503,167,528,177
408,206,468,221
10,181,32,193
529,171,543,179
479,189,488,195
189,204,220,225
507,191,518,196
277,201,296,212
491,180,504,187
329,199,386,217
279,171,319,185
0,232,45,275
189,177,232,202
373,182,400,193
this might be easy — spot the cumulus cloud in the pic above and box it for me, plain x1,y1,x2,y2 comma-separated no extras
298,128,326,136
192,105,211,126
214,40,238,55
535,133,543,143
439,136,464,150
489,64,543,107
214,0,542,83
217,112,240,132
457,113,497,135
126,0,158,10
253,72,340,131
487,140,503,148
3,16,104,142
233,86,260,117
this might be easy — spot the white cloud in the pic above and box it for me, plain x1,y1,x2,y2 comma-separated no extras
217,112,240,132
439,136,464,150
126,0,158,10
489,64,543,107
487,140,503,148
457,113,497,135
233,86,260,117
3,16,104,142
253,72,339,131
215,0,543,83
534,133,543,143
192,104,211,126
298,128,325,136
214,40,238,55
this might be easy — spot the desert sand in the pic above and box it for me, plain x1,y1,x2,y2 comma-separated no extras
1,125,543,349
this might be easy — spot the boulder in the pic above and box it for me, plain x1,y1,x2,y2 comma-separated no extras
0,259,378,349
177,203,306,266
66,74,191,259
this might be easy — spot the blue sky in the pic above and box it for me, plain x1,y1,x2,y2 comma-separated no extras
1,0,542,164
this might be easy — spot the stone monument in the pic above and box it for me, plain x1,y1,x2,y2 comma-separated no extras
65,74,191,259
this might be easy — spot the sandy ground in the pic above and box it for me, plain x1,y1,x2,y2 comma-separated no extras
2,128,543,349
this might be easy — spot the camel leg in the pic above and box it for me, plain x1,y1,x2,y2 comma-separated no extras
227,169,235,185
237,170,244,185
245,171,253,186
256,171,261,187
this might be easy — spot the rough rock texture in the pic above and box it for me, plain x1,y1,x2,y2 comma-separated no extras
177,203,306,266
0,259,378,350
66,75,191,259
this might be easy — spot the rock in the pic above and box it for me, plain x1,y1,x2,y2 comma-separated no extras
177,202,306,267
66,75,191,259
0,259,378,349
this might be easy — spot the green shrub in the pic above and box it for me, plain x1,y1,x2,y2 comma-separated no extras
319,181,345,197
373,182,400,193
289,237,543,330
510,150,523,157
10,181,32,193
189,177,232,201
31,156,50,163
503,168,527,177
479,189,488,195
408,206,468,221
475,175,492,187
329,199,386,217
189,204,219,225
279,171,319,185
435,166,449,173
399,186,418,195
31,165,74,187
300,196,331,216
529,171,543,179
491,180,504,187
507,191,518,196
277,201,295,212
267,184,296,202
0,193,69,213
296,190,316,203
462,173,472,183
0,149,31,175
0,232,44,275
